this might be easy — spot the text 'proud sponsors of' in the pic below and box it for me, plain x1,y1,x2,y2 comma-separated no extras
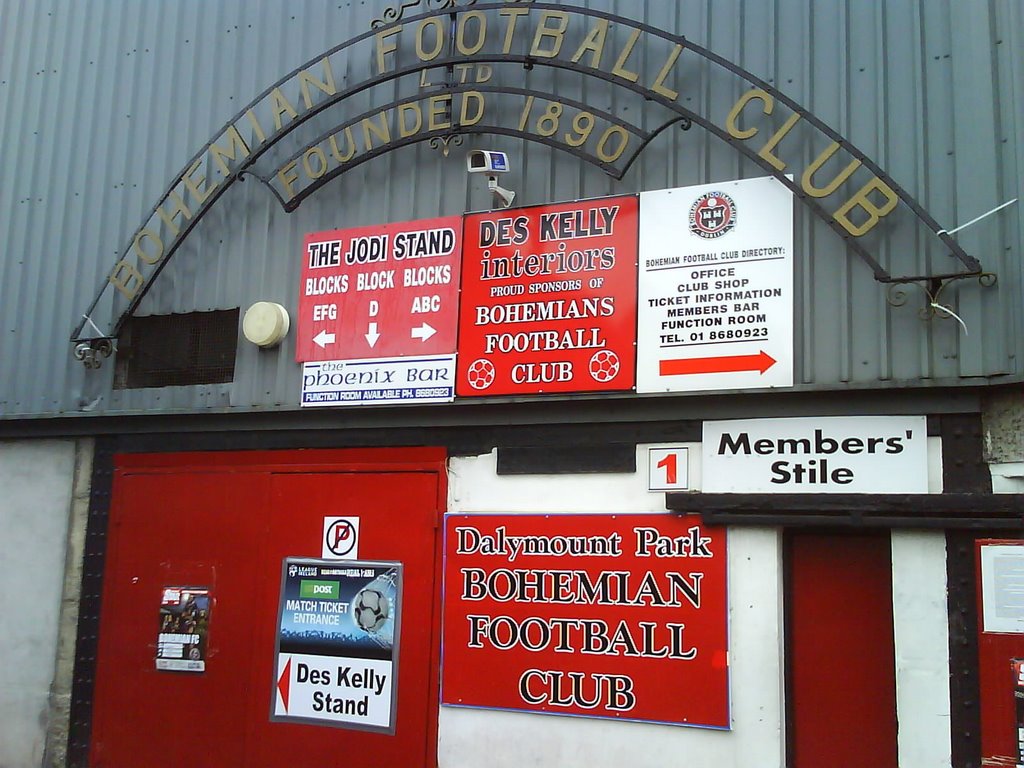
297,216,462,363
456,196,639,396
441,513,728,727
637,177,794,393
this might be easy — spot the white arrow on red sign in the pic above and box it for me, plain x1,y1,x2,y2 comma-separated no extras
411,322,436,342
313,329,336,349
365,322,380,348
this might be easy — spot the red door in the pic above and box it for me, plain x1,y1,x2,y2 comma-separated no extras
787,531,898,768
90,449,445,768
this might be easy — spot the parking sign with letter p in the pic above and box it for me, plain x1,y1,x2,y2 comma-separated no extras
322,516,360,559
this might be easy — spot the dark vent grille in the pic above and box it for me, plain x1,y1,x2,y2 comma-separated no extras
114,309,239,389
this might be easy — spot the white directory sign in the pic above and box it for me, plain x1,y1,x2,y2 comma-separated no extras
637,177,794,393
301,355,455,407
702,416,928,493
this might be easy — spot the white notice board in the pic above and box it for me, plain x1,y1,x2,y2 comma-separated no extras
637,177,794,393
980,543,1024,634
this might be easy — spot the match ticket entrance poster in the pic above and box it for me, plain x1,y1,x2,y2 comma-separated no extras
271,558,403,733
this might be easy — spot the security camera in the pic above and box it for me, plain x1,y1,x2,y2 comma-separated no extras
467,150,509,174
467,150,516,208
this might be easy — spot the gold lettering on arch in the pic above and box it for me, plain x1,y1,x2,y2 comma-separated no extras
726,87,898,236
97,4,934,329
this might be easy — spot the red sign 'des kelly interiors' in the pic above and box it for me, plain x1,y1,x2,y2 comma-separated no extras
297,216,462,362
442,513,729,728
456,196,639,396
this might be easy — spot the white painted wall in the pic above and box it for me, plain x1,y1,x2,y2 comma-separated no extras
891,531,952,767
0,440,78,768
442,445,786,768
442,435,951,768
894,437,951,767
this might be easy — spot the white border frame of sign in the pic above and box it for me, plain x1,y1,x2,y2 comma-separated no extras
270,557,404,734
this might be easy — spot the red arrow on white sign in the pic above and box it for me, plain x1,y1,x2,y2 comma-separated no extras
659,350,777,376
277,657,291,712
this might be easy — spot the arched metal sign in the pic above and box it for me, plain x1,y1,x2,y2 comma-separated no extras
71,0,991,365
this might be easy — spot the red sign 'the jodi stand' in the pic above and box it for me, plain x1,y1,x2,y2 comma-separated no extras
442,513,729,728
456,196,639,396
297,216,462,363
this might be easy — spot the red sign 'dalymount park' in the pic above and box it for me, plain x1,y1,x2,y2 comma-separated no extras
442,513,729,728
456,196,639,396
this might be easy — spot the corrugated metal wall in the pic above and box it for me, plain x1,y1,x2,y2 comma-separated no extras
0,0,1020,419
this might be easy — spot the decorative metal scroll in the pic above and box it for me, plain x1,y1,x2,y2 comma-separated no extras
371,0,531,27
885,272,998,319
71,0,994,362
374,0,468,28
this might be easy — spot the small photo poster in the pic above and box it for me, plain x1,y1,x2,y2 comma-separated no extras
156,586,212,672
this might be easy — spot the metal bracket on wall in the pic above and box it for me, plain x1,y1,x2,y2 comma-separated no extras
885,272,998,327
73,338,115,369
237,170,297,213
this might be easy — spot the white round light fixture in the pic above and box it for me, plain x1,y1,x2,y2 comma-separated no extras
242,302,290,348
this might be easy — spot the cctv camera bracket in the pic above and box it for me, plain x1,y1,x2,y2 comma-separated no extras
486,176,516,208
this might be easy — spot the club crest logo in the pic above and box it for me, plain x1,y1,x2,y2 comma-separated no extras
689,191,737,239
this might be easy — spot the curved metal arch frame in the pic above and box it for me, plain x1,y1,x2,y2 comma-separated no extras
269,48,906,282
72,0,988,350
